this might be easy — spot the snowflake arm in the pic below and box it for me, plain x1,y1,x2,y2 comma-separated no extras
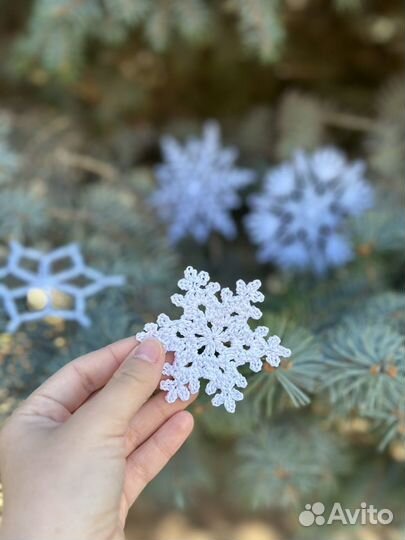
136,266,291,413
0,242,125,332
151,121,255,244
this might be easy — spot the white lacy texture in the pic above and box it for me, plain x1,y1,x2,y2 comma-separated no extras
136,266,291,413
245,147,374,275
151,121,255,244
0,242,125,332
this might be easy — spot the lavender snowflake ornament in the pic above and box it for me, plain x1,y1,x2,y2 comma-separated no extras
151,121,255,244
136,266,291,413
245,147,374,275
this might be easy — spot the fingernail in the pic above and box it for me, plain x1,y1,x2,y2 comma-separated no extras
134,339,163,363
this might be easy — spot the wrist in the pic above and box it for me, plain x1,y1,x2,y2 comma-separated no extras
0,519,63,540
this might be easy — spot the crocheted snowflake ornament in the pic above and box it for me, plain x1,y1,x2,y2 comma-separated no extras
0,242,125,332
136,266,291,413
151,121,255,244
245,147,374,275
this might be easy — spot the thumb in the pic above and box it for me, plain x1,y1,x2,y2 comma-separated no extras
73,339,166,435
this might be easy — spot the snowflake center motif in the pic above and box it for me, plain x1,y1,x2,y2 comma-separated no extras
136,266,291,413
0,242,125,332
283,183,338,242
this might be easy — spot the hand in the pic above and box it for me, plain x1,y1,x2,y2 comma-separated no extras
0,337,194,540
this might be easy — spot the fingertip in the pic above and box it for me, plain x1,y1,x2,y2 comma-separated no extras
172,410,194,435
133,338,165,364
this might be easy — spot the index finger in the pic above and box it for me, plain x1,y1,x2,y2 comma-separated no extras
28,337,138,416
73,339,166,436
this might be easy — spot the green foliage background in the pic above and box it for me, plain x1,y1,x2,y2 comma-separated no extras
0,1,404,538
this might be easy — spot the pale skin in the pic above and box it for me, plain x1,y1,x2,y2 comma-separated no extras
0,337,194,540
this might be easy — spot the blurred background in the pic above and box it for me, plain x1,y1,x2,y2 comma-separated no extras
0,1,404,539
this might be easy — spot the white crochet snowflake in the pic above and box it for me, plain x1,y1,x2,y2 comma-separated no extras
245,147,374,274
136,266,291,413
151,121,255,244
0,242,125,332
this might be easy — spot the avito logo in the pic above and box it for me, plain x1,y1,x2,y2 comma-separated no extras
298,502,394,527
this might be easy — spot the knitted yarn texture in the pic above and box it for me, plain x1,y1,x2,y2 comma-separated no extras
137,266,291,412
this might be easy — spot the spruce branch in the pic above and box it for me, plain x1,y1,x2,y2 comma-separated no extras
233,418,349,509
55,149,118,182
196,397,258,439
0,113,20,185
333,0,365,11
368,75,405,185
323,110,378,133
275,90,379,162
275,92,325,159
321,320,403,415
367,391,405,451
145,434,214,509
350,292,405,335
0,189,49,240
226,0,285,62
350,195,405,254
245,315,322,415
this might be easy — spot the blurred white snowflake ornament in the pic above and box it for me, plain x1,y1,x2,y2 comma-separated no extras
151,121,255,244
245,147,374,274
0,242,125,332
137,266,291,413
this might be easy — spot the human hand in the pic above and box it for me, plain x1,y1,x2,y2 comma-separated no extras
0,337,194,540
